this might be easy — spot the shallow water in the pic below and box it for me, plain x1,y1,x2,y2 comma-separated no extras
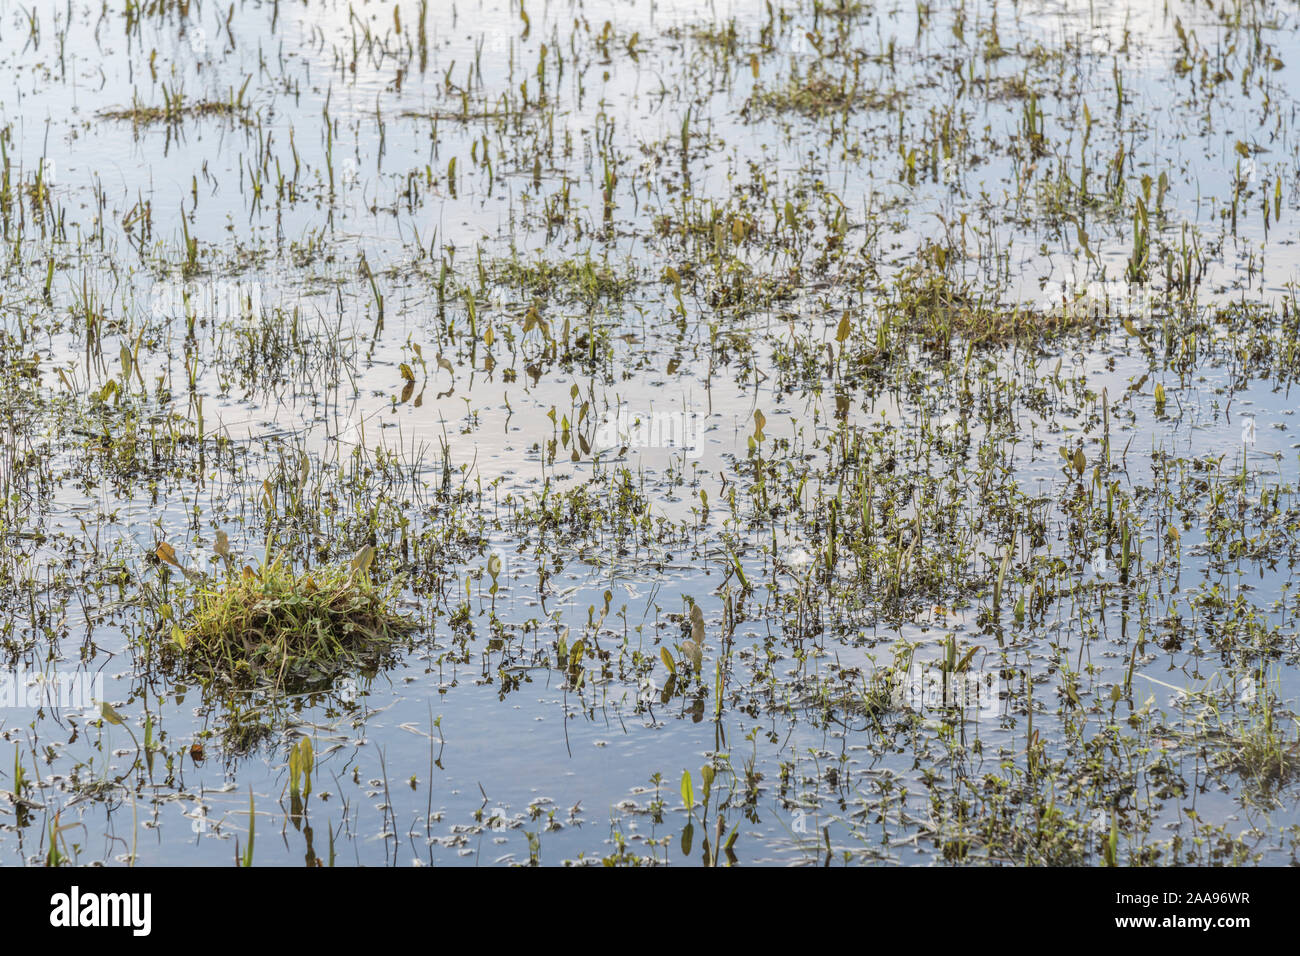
1,0,1299,865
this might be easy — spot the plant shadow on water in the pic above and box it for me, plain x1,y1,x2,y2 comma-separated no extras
0,0,1299,865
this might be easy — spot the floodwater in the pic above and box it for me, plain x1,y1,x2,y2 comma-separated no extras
1,0,1299,865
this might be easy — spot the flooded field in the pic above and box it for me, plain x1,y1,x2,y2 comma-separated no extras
1,0,1299,866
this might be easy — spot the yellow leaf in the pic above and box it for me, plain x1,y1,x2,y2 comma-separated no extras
835,311,851,344
100,701,126,726
155,541,180,568
297,736,314,792
661,646,677,675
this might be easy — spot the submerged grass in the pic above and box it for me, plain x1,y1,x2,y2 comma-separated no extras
175,552,414,691
892,263,1103,346
751,65,902,116
1218,706,1300,797
98,81,253,126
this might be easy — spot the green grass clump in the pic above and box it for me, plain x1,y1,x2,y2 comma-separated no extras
752,66,901,117
177,553,413,690
891,259,1102,347
1218,706,1300,797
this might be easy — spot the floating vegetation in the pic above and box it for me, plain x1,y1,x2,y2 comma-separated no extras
170,549,413,692
751,64,903,116
97,80,253,127
890,257,1103,346
1216,704,1300,798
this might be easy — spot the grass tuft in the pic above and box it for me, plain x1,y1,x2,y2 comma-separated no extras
892,261,1103,346
175,554,414,690
752,65,901,116
1218,706,1300,796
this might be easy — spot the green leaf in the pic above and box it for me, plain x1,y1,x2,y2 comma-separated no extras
954,645,980,673
298,737,314,795
243,789,256,867
350,545,375,574
729,551,751,591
